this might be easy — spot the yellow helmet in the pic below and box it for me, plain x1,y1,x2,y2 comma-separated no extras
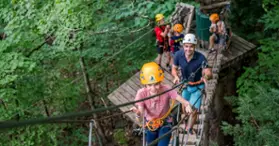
155,14,164,22
140,62,164,85
209,13,219,22
173,24,184,33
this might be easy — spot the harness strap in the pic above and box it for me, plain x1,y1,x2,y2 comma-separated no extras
144,99,175,131
157,26,169,51
188,80,203,86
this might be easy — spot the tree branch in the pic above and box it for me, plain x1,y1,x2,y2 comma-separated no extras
200,1,230,10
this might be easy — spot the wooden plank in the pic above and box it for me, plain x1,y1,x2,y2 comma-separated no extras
164,72,174,83
108,92,130,112
227,46,246,63
232,34,256,49
231,35,255,50
107,93,121,105
200,1,231,10
122,82,137,96
186,5,195,34
131,72,144,88
163,72,175,86
130,76,144,88
231,39,252,51
230,42,247,53
112,91,133,110
118,87,134,102
126,79,141,91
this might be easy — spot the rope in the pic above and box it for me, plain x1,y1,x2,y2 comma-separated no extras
0,80,186,129
46,110,132,124
88,120,94,146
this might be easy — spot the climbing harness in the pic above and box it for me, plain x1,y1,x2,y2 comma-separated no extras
145,99,175,131
188,61,209,82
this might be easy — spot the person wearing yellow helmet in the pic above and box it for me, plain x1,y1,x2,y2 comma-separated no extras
209,13,227,52
169,24,184,71
130,62,192,145
154,14,171,69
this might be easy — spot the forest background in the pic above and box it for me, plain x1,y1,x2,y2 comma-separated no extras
0,0,278,145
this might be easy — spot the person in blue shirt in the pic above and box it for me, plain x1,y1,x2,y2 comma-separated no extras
171,33,212,134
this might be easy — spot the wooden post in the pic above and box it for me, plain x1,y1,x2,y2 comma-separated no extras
200,1,230,10
185,5,195,34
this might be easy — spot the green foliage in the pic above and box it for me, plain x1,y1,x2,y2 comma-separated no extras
229,0,265,40
223,1,279,145
223,87,279,146
0,0,194,145
113,129,128,146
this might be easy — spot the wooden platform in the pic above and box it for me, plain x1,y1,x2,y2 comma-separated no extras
107,33,256,124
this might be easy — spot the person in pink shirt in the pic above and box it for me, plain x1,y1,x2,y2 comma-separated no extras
131,62,192,146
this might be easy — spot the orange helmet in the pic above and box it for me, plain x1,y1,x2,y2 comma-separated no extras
209,13,219,22
140,62,164,85
173,24,183,33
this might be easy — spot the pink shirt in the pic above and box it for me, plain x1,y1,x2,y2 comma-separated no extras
135,85,178,121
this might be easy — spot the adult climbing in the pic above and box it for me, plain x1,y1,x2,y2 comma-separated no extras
172,33,212,134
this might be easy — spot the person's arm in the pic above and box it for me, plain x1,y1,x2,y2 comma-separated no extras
160,25,170,38
172,53,180,83
201,67,212,84
131,89,145,122
209,23,216,33
130,106,144,123
175,95,192,113
172,65,180,84
218,21,225,34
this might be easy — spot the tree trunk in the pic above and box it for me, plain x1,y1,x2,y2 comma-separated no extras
15,99,20,121
0,99,7,110
79,50,108,144
42,100,50,117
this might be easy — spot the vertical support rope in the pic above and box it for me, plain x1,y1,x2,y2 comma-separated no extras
173,103,181,146
142,109,146,146
88,119,94,146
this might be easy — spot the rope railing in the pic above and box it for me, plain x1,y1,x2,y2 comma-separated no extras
0,80,186,129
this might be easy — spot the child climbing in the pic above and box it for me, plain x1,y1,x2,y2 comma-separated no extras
130,62,192,145
169,23,184,71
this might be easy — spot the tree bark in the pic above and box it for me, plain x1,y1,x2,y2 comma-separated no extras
42,100,50,117
15,99,20,121
0,99,7,110
79,49,108,144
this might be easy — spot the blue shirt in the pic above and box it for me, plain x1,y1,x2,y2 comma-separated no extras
171,34,184,52
174,50,207,82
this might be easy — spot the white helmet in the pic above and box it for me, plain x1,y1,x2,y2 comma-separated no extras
182,33,197,45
